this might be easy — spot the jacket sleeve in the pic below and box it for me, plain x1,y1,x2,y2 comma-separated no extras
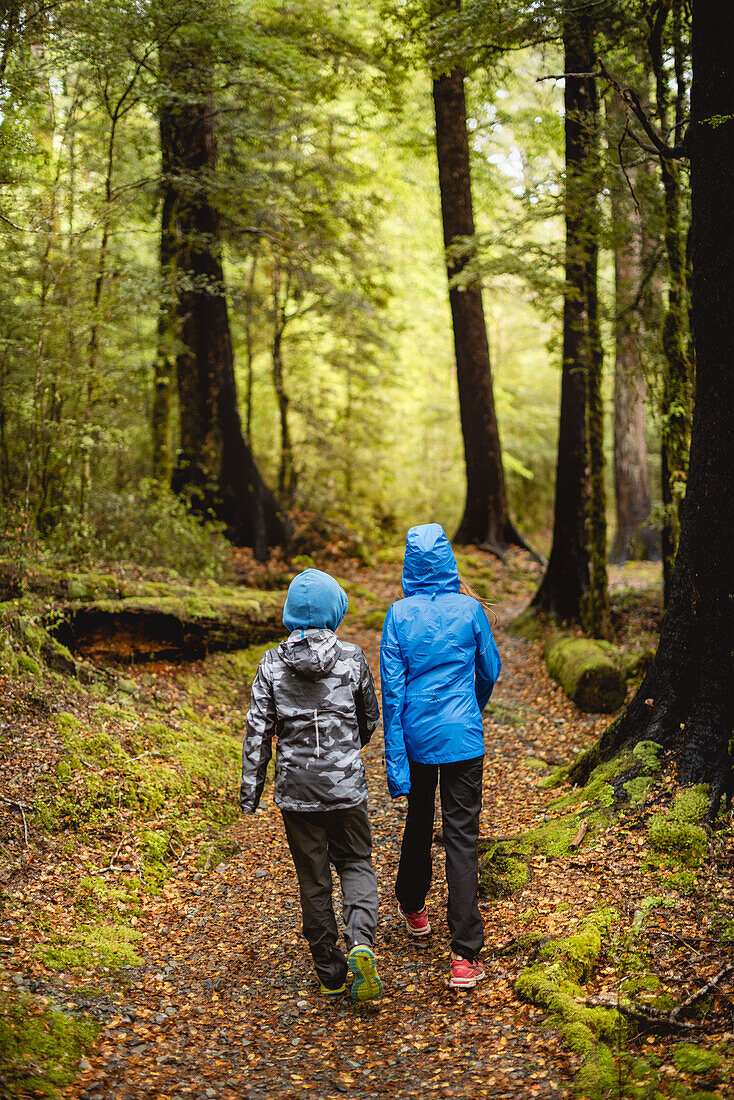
473,603,502,713
239,653,276,813
354,648,380,747
380,605,411,797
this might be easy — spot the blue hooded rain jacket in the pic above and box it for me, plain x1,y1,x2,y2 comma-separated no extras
380,523,501,797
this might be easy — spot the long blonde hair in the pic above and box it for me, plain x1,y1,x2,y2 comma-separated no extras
459,575,498,625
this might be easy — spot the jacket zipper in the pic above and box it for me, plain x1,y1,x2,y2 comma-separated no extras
314,708,320,757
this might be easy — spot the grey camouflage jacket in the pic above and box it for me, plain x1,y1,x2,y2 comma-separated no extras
239,629,380,813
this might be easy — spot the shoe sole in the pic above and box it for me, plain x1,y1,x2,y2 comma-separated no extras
397,904,431,937
348,947,383,1002
449,968,486,990
319,983,346,996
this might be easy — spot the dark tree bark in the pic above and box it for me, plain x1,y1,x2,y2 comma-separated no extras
159,42,287,559
648,0,693,603
152,134,176,486
608,91,658,564
531,10,599,624
569,0,734,808
432,63,524,554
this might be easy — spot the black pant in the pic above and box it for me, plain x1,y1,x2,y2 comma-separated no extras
281,802,378,989
395,756,484,962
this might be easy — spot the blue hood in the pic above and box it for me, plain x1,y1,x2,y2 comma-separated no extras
401,523,460,596
283,568,348,631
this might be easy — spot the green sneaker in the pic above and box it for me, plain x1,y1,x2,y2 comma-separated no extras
319,980,346,996
348,945,383,1002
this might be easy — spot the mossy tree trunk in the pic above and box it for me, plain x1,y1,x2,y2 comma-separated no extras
431,6,525,556
648,0,694,604
158,38,288,560
531,7,602,626
569,0,734,809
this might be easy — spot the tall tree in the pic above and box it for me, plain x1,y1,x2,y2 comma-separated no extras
647,0,693,602
430,4,526,555
531,4,607,628
570,0,734,808
158,33,287,559
607,91,659,564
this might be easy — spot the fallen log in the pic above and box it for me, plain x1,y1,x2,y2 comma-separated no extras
48,590,285,663
544,633,627,713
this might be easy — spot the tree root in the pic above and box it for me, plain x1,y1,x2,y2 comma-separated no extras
587,964,734,1032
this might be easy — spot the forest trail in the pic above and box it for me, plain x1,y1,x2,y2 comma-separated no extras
6,552,730,1100
59,555,609,1100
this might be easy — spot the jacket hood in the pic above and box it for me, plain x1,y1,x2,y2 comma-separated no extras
278,629,341,680
282,568,348,632
402,523,460,596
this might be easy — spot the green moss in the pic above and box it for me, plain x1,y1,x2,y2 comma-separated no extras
36,922,142,971
631,895,676,934
544,634,626,713
671,787,710,823
632,740,664,774
515,910,620,1098
648,787,710,866
665,869,697,893
362,609,387,631
509,606,543,641
0,990,99,1096
624,776,654,807
648,817,708,864
478,844,529,899
486,700,533,728
17,652,41,676
672,1044,722,1075
56,711,82,732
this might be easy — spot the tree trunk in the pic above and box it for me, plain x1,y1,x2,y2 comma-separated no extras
531,10,598,623
271,266,296,508
152,126,176,486
432,63,522,554
649,0,693,604
159,42,288,559
569,0,734,809
585,163,612,640
608,98,658,565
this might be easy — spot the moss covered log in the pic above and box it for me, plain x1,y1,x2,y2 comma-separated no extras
0,562,286,662
544,633,627,713
50,591,285,663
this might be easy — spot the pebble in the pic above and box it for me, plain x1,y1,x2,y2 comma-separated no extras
296,999,309,1010
79,1058,91,1071
254,869,266,878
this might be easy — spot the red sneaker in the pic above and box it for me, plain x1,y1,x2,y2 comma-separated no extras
449,957,486,989
397,902,431,937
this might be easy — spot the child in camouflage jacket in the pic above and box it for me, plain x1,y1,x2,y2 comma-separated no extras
239,568,382,1000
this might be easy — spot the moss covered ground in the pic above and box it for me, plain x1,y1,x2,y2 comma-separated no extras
1,551,732,1100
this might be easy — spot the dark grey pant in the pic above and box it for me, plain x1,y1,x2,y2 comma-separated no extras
395,756,484,961
281,801,378,989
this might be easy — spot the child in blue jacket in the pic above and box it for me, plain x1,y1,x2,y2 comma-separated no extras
380,523,501,989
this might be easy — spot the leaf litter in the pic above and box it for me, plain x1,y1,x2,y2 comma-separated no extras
1,549,732,1099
